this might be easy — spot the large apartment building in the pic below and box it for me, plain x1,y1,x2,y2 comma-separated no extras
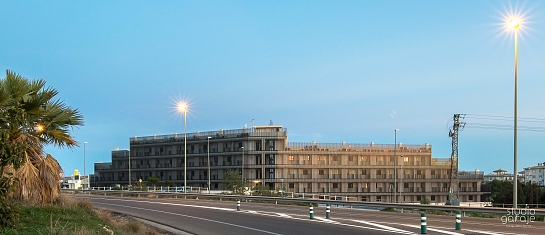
92,125,484,203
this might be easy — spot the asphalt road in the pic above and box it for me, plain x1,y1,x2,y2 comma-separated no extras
83,195,544,235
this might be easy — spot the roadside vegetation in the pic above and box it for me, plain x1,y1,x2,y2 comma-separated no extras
483,179,545,206
1,196,166,235
0,70,84,231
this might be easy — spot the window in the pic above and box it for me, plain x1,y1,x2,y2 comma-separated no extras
333,156,339,161
349,156,354,161
307,183,311,188
376,196,382,202
319,170,325,175
306,155,310,161
303,169,309,175
288,156,294,161
361,169,367,175
348,183,354,188
333,183,339,188
431,196,435,201
289,183,294,189
376,170,382,175
468,195,474,200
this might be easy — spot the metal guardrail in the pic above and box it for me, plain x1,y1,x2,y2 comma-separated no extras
62,189,545,216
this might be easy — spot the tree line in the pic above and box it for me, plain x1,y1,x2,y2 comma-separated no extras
483,180,545,206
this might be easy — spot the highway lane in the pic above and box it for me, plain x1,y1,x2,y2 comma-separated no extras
83,195,544,235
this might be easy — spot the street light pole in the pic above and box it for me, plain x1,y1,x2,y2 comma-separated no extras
510,18,520,209
241,146,245,188
208,136,211,194
394,129,398,203
177,103,188,194
400,155,404,207
84,142,87,189
129,148,131,188
184,106,187,194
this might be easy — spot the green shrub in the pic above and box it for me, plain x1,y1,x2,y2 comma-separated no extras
0,200,21,229
420,197,430,204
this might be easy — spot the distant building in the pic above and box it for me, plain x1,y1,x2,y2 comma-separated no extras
484,169,514,182
523,162,545,186
64,169,88,189
92,125,484,203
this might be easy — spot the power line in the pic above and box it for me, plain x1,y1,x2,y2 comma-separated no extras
461,114,545,132
465,114,545,123
465,123,545,132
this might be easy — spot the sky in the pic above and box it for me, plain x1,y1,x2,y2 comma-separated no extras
1,1,544,177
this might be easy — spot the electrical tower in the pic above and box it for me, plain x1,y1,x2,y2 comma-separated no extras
448,114,465,206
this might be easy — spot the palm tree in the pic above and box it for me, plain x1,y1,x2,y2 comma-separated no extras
0,69,83,204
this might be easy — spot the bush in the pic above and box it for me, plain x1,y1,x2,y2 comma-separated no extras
383,207,396,212
0,200,21,229
420,197,430,204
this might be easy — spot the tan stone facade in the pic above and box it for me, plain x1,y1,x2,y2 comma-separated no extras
92,125,484,203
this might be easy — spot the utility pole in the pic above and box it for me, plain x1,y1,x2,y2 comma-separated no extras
448,114,465,206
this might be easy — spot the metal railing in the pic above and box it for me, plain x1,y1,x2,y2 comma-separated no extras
62,189,545,215
287,142,431,152
130,127,287,144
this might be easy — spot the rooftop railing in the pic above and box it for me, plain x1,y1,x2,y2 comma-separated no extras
287,142,431,152
130,127,288,144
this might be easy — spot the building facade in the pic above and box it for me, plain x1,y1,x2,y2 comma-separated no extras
523,163,545,186
92,126,484,203
484,169,514,182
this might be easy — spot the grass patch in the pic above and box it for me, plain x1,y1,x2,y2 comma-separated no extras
1,196,164,235
382,207,395,212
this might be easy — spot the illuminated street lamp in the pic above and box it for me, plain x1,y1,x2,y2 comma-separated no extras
509,18,520,208
177,102,188,193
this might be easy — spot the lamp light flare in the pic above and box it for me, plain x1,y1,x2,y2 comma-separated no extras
177,103,188,112
509,19,520,29
35,124,44,132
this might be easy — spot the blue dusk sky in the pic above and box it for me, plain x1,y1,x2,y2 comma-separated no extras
1,1,544,177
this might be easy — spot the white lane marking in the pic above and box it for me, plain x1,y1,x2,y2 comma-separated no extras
90,197,419,234
275,213,292,218
352,220,415,235
94,197,235,211
248,211,258,214
94,202,282,235
402,224,463,235
315,217,341,224
92,198,407,234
